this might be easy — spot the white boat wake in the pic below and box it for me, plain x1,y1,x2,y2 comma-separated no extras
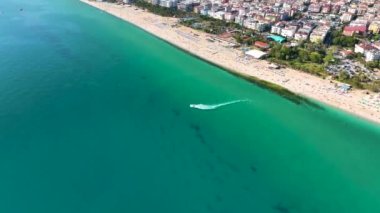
190,100,249,110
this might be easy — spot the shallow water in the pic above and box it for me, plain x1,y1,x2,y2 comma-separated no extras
1,0,380,212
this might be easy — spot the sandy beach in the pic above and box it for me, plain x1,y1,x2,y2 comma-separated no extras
81,0,380,124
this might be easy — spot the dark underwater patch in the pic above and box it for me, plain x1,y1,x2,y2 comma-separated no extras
216,155,240,173
273,203,290,213
189,123,206,144
171,108,180,117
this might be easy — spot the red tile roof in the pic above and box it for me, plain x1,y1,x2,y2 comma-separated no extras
358,43,377,50
344,25,367,32
254,41,270,49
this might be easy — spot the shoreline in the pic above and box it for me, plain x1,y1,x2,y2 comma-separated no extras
81,0,380,124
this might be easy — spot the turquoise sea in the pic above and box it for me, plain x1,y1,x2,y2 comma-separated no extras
1,0,380,212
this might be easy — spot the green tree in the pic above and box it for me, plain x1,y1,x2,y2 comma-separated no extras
279,46,292,60
366,81,380,92
310,52,322,63
332,35,357,47
338,71,350,81
366,61,380,69
323,51,334,65
298,49,309,62
234,35,243,44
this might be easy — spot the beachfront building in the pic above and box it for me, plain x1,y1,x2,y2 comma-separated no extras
340,12,354,23
343,25,367,36
294,28,310,41
367,6,378,15
343,18,368,36
279,11,290,21
159,0,178,8
347,6,357,15
256,21,270,32
242,18,269,32
254,41,270,49
355,43,374,54
357,4,368,16
243,18,257,30
309,25,330,43
245,49,267,59
281,25,298,39
365,50,380,62
208,11,225,20
321,4,331,14
308,3,322,13
294,24,314,41
224,12,236,22
193,5,201,13
369,21,380,34
177,1,194,12
237,7,248,16
264,13,279,22
234,15,245,26
332,5,340,14
151,0,160,5
271,22,285,35
354,43,380,61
